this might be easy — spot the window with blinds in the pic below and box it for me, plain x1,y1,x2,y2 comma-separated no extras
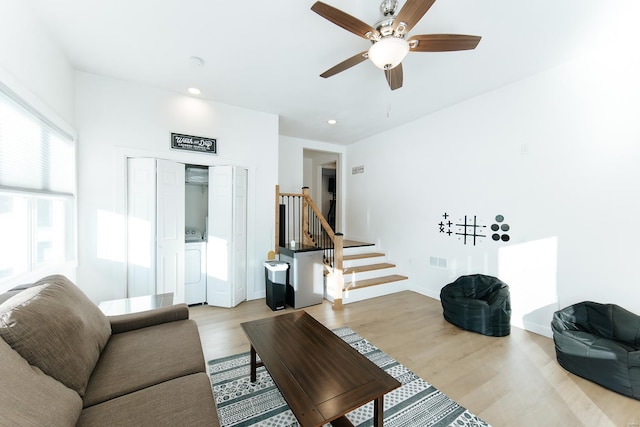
0,85,76,283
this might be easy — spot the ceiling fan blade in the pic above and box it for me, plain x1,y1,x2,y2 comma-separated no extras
408,34,481,52
311,1,378,39
393,0,436,34
320,51,369,78
384,63,403,90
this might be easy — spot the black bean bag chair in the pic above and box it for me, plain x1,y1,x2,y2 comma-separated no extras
440,274,511,337
551,301,640,399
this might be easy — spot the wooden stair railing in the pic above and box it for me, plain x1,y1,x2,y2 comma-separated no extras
275,185,344,309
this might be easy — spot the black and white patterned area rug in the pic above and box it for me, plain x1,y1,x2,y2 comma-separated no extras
208,326,491,427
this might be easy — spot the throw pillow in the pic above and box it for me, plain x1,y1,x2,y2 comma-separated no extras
0,337,82,426
0,275,111,396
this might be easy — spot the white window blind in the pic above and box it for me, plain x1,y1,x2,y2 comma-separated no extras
0,84,76,284
0,87,74,195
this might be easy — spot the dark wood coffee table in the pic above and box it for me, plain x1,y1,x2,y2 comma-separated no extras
241,311,400,427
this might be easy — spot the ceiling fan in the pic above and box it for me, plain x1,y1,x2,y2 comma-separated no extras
311,0,481,90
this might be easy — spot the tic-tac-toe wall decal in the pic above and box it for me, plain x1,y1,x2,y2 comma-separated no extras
438,212,511,245
438,212,454,236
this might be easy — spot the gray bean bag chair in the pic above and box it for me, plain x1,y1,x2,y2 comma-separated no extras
440,274,511,337
551,301,640,399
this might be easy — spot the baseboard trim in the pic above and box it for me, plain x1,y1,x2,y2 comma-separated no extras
410,285,553,338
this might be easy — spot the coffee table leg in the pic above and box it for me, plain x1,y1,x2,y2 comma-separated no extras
250,345,257,383
373,396,383,427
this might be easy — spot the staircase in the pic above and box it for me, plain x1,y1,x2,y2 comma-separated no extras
324,243,408,305
276,185,408,308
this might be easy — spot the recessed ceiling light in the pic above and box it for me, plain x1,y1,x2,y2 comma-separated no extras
188,87,201,95
327,119,337,125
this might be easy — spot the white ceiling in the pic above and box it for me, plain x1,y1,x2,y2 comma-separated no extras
24,0,613,145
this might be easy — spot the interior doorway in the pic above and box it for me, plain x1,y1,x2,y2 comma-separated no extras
322,165,336,230
302,149,340,233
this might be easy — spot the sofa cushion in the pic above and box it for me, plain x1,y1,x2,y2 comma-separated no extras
0,275,111,396
83,319,206,407
77,373,219,427
0,337,83,426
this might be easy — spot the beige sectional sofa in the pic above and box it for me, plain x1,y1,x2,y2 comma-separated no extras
0,275,220,426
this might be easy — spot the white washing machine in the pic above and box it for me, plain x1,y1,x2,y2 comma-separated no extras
185,241,207,305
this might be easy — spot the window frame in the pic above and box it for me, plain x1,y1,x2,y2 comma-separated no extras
0,77,77,291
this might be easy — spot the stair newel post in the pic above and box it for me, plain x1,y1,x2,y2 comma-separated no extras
333,233,344,310
275,185,280,255
301,187,314,247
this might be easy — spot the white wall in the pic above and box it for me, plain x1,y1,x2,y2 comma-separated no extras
0,0,75,126
5,0,637,327
0,0,76,291
278,136,305,194
75,72,278,303
346,39,640,336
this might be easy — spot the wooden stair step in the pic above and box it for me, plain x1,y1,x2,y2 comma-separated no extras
343,263,395,275
342,240,375,248
343,274,408,291
343,252,386,261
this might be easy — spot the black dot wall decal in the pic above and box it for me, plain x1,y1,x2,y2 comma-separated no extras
491,214,510,242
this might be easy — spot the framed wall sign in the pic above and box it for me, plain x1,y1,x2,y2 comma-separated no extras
171,132,217,154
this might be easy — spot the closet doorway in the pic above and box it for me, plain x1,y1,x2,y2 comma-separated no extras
126,158,247,308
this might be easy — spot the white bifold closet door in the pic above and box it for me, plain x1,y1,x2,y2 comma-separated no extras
155,159,185,303
126,158,185,303
206,165,247,308
126,158,156,298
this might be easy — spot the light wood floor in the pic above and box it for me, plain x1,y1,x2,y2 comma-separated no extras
189,291,640,427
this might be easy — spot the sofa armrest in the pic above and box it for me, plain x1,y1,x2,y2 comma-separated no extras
108,304,190,334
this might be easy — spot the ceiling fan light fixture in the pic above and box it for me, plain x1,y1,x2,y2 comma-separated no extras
368,37,409,70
